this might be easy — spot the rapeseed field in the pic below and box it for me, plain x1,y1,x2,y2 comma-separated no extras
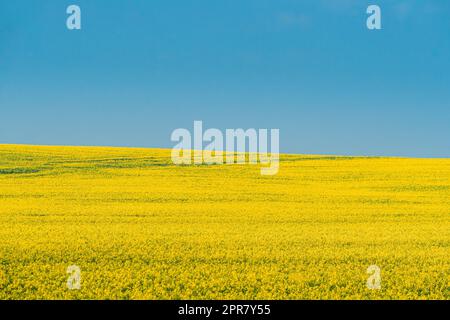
0,144,448,299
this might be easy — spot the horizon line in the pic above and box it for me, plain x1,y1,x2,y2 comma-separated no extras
1,143,449,160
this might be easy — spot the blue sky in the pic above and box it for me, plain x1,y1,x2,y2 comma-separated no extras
1,0,449,157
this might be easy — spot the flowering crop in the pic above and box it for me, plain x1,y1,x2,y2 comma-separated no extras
0,144,448,299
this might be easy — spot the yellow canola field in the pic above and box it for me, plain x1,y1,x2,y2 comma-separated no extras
0,144,448,299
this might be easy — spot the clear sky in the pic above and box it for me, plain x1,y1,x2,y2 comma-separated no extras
1,0,449,157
